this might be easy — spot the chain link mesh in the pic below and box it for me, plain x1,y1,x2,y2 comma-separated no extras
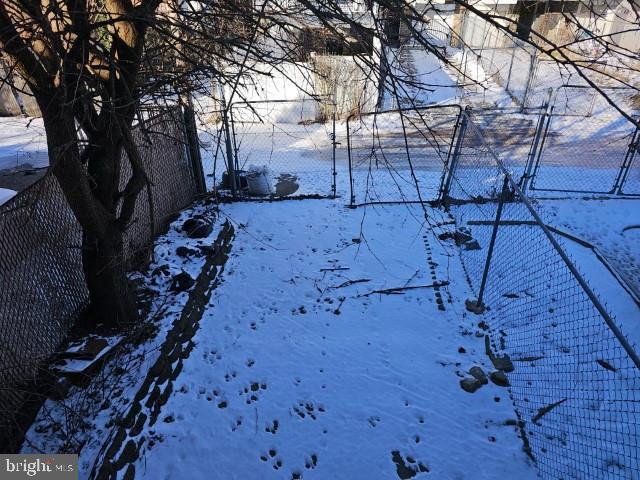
0,106,199,448
529,109,639,196
445,114,640,479
224,99,336,198
346,105,460,204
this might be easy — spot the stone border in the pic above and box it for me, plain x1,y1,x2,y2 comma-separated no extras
89,220,235,480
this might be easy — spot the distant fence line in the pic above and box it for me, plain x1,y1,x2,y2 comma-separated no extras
0,106,204,450
452,9,638,115
345,104,640,207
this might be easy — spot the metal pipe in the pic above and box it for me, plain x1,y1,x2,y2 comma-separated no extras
440,107,469,204
332,111,337,198
476,175,509,307
613,121,640,194
346,116,355,206
521,88,552,194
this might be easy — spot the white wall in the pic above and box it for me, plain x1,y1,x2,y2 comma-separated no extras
603,0,640,53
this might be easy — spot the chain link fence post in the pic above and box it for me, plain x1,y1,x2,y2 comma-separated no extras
221,106,237,199
331,111,337,198
521,47,539,109
614,119,640,194
520,88,553,194
182,95,206,195
346,115,356,207
466,174,509,314
439,107,469,204
505,43,517,93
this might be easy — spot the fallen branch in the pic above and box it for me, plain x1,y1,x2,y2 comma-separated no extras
320,267,350,272
532,398,567,425
357,282,450,298
330,279,371,289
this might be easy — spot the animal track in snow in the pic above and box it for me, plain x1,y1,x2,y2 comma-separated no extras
259,448,283,470
203,349,222,365
239,381,267,404
391,450,429,479
304,453,319,470
292,401,325,420
265,419,279,435
231,417,243,432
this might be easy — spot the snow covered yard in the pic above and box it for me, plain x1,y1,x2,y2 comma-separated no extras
0,116,48,194
107,199,535,479
537,197,640,302
0,116,48,171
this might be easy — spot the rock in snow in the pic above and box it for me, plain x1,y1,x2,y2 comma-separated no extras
469,366,488,385
490,370,510,387
460,377,483,393
170,271,195,292
182,216,213,238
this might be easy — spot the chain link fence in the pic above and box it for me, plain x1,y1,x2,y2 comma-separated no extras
455,11,538,107
454,9,639,119
346,105,461,205
0,106,202,450
441,111,640,479
527,106,640,196
219,99,336,199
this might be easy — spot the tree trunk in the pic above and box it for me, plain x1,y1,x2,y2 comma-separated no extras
41,103,138,329
82,229,137,327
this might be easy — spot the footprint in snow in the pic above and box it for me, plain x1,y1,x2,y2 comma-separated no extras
239,381,267,404
292,401,325,420
203,349,222,365
265,419,279,435
391,450,429,479
231,417,243,432
260,449,283,470
304,453,318,470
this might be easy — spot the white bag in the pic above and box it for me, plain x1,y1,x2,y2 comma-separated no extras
246,165,273,196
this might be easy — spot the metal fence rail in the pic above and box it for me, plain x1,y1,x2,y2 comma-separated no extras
346,105,461,205
0,107,201,450
441,111,640,479
222,99,337,199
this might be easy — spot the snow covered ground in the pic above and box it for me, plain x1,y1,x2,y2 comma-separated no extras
0,187,16,205
383,47,461,109
538,198,640,303
0,116,48,171
21,200,539,479
9,41,640,480
126,201,537,479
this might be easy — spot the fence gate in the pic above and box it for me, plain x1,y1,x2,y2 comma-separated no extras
221,99,336,199
528,111,640,195
346,105,461,205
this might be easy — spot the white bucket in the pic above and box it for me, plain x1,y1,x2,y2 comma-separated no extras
246,165,273,196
